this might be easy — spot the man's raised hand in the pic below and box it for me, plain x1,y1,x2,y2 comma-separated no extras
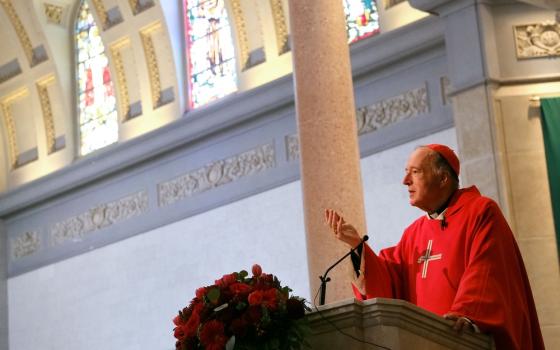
324,209,362,248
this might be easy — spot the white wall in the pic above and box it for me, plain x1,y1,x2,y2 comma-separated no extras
7,127,458,350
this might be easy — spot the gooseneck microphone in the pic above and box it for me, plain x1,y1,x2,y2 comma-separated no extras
319,235,369,306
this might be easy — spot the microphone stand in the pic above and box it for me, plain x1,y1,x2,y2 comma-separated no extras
319,235,368,306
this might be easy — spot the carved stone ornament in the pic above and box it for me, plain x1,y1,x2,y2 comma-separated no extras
356,85,429,135
285,135,300,162
515,22,560,59
50,191,149,246
285,85,429,161
158,143,276,206
11,231,40,260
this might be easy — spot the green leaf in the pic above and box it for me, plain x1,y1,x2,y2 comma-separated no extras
207,287,220,304
239,270,249,279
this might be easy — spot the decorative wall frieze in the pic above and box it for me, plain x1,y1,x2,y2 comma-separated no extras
230,0,251,70
36,75,57,154
269,0,290,54
50,191,149,246
1,0,34,65
110,38,131,120
11,231,40,260
140,22,162,109
285,134,299,162
43,3,66,25
158,143,276,207
514,22,560,59
356,84,429,135
1,87,28,168
285,85,429,161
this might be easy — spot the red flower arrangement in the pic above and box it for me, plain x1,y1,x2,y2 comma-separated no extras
173,264,310,350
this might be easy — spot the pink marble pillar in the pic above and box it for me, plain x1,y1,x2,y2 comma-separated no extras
288,0,367,303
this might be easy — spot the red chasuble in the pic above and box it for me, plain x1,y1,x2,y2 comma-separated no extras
352,186,544,350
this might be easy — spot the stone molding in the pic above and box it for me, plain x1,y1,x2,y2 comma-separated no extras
515,22,560,59
11,231,40,260
0,0,34,66
129,0,155,15
110,38,131,120
36,75,57,154
50,191,149,246
230,0,251,70
1,87,28,168
285,134,299,162
140,22,162,109
158,143,276,207
384,0,406,9
269,0,290,55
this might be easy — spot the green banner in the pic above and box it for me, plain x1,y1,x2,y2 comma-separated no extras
540,97,560,258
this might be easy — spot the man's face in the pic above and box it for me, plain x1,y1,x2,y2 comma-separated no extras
402,148,443,212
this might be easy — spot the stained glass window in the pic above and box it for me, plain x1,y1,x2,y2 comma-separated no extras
76,0,118,156
184,0,237,108
343,0,380,44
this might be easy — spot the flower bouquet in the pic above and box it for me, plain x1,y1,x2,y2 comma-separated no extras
173,264,310,350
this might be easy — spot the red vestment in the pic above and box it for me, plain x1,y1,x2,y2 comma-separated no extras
353,186,544,350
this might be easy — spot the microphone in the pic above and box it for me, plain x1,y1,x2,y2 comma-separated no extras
319,235,369,306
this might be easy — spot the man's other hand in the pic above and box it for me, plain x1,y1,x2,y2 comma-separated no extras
444,313,477,334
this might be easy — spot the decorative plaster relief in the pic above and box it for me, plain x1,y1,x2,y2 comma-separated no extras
285,134,299,162
44,3,66,25
285,85,429,161
36,75,58,154
230,0,250,70
1,87,28,168
11,231,40,260
269,0,290,54
1,0,34,65
128,0,154,15
515,22,560,59
110,38,131,119
91,0,108,29
50,191,149,246
140,22,162,109
158,143,276,206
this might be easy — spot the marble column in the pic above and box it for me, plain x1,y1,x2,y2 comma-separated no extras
287,0,367,303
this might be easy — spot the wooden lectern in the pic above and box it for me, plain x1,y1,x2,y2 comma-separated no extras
306,298,494,350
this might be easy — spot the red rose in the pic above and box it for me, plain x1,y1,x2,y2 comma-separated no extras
173,325,186,341
195,287,207,299
248,290,264,305
173,314,184,327
252,264,262,277
200,320,228,350
215,273,236,287
262,288,278,310
229,282,251,296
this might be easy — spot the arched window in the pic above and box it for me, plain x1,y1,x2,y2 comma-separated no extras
184,0,237,109
343,0,380,43
75,0,118,156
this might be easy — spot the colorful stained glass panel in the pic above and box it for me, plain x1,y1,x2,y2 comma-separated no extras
76,0,118,155
343,0,380,44
184,0,237,108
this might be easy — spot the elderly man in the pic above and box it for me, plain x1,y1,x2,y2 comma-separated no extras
325,144,544,350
